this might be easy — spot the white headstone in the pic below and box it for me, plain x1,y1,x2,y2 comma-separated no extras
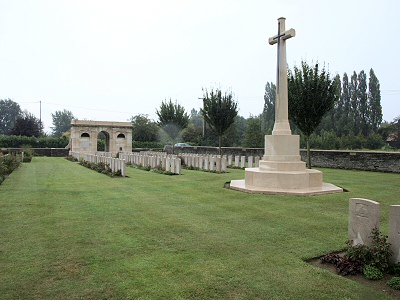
240,156,246,168
390,205,400,264
349,198,380,247
235,155,240,167
248,156,253,168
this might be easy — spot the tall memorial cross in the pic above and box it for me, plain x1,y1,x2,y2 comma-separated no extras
268,17,295,135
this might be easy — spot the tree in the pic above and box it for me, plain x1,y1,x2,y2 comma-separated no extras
358,70,369,136
368,68,382,133
10,111,42,137
130,114,158,142
337,72,351,136
349,71,360,135
51,109,75,137
182,124,202,145
288,61,340,168
189,108,204,128
0,99,22,135
242,117,264,148
156,99,189,151
200,88,238,156
262,82,276,134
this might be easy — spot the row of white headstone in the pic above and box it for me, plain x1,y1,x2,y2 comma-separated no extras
349,198,400,264
119,151,182,175
180,153,228,172
180,153,261,170
69,151,126,177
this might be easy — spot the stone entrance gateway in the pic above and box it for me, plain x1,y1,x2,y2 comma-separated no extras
69,120,132,157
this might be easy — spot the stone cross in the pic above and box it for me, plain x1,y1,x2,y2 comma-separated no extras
269,17,295,135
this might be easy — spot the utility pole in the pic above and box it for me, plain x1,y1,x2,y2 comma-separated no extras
198,97,206,136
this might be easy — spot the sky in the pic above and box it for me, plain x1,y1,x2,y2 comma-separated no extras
1,0,399,134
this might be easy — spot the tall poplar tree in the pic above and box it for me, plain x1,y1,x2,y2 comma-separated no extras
368,68,382,133
338,72,351,136
358,70,369,136
349,71,360,135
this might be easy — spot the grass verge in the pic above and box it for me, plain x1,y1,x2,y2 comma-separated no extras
0,157,399,299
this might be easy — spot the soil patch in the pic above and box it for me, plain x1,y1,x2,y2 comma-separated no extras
308,253,400,299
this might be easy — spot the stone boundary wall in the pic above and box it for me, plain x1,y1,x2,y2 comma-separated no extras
165,146,400,173
1,148,69,157
2,147,399,173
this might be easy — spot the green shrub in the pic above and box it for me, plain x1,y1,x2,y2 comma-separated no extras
346,242,371,263
369,228,392,271
0,153,21,184
336,257,364,275
388,263,400,276
132,141,164,149
0,135,69,148
363,265,384,280
346,228,392,272
320,253,341,265
387,277,400,290
0,153,20,175
364,133,386,150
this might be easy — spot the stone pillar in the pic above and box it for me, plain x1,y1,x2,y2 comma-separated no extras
349,198,380,247
390,205,400,264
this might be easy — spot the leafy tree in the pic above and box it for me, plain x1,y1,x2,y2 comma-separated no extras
200,88,238,156
10,111,42,137
51,109,75,137
181,124,202,145
130,114,158,142
0,99,22,135
262,82,276,134
288,61,340,168
242,117,264,148
221,115,247,147
156,99,189,152
368,68,382,133
189,108,204,128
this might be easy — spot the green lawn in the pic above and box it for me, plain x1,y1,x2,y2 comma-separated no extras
1,157,399,299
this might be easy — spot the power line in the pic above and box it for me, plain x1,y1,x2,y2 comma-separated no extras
18,101,136,115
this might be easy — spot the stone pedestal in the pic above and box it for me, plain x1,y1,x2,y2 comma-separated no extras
230,133,342,195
